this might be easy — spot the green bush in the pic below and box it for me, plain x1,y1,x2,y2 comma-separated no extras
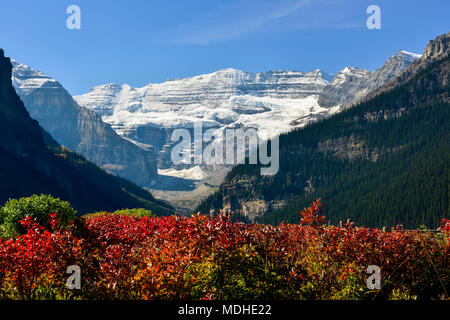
84,208,154,219
0,194,77,238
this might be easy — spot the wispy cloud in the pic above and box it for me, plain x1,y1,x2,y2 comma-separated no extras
158,0,361,45
160,0,312,45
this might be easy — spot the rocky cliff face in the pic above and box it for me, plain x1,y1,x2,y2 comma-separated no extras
12,61,158,187
74,68,334,137
366,32,450,100
423,32,450,60
319,51,421,108
74,68,339,182
317,135,379,162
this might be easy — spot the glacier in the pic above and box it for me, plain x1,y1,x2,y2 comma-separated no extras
14,50,420,211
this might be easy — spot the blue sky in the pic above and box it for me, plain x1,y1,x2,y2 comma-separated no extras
0,0,449,95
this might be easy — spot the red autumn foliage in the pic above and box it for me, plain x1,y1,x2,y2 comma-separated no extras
299,198,326,227
0,200,448,300
0,214,83,299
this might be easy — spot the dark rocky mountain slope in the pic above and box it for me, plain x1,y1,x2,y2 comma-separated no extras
0,49,172,215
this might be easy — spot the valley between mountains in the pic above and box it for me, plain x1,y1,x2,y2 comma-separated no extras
11,47,422,214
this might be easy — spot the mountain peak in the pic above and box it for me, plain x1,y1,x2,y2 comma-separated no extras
0,49,47,155
217,67,243,73
0,49,171,214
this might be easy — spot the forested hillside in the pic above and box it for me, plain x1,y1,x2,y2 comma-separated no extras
0,49,173,216
197,44,449,229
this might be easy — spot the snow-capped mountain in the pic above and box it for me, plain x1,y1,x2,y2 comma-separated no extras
11,60,159,187
319,51,422,108
74,69,339,179
74,68,335,136
9,49,414,211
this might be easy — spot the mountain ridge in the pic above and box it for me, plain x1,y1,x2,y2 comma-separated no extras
74,50,419,178
9,47,421,213
365,32,450,101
